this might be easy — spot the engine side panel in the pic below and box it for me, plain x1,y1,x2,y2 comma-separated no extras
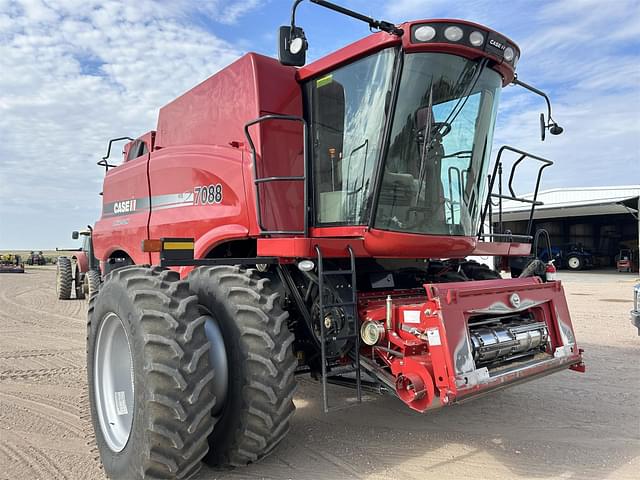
147,145,250,263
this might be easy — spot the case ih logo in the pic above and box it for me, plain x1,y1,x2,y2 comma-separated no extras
114,199,137,214
489,38,506,51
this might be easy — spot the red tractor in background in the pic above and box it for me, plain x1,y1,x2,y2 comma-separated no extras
56,227,101,300
27,251,47,266
87,1,584,478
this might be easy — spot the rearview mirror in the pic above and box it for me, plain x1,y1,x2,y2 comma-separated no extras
539,113,546,142
72,231,79,240
278,25,307,66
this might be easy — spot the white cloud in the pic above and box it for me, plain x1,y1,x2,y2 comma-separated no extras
0,0,260,248
384,0,640,193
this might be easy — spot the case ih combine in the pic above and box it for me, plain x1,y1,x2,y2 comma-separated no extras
87,1,584,478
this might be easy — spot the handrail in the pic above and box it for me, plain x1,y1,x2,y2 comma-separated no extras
97,136,133,172
479,145,554,240
244,114,308,236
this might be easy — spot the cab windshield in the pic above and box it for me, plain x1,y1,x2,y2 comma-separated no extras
307,51,501,235
375,53,502,236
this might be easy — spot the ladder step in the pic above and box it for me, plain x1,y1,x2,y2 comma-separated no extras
322,301,356,308
323,269,353,276
328,366,360,375
316,244,362,413
325,333,358,342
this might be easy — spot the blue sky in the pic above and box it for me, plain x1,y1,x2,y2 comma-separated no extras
0,0,639,249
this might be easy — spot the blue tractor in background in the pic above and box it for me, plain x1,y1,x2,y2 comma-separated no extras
540,244,595,271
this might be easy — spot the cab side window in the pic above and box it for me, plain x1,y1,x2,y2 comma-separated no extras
126,140,148,161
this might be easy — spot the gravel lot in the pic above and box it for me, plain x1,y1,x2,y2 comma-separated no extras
1,267,638,479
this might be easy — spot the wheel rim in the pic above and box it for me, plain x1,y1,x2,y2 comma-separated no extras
568,257,580,269
94,312,135,452
203,315,228,416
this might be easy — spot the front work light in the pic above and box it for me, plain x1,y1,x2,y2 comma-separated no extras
444,26,463,41
414,25,436,42
503,46,515,62
297,259,315,272
469,30,484,46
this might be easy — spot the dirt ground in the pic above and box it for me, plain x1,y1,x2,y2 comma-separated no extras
0,267,638,480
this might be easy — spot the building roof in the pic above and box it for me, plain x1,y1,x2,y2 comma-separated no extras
493,185,640,221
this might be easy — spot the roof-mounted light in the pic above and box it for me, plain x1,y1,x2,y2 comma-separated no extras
503,46,515,62
414,25,436,42
444,25,463,41
469,30,484,47
409,21,520,69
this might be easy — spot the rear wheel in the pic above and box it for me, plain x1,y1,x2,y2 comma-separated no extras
87,266,214,479
187,265,297,467
56,257,73,300
567,255,583,270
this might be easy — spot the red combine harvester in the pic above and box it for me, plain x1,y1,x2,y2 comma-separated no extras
87,1,584,478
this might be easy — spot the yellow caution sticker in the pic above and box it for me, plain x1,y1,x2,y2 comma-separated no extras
316,74,333,88
163,241,194,251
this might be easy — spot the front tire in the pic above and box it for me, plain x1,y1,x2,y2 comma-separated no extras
567,255,583,270
188,265,297,467
87,266,214,479
56,257,73,300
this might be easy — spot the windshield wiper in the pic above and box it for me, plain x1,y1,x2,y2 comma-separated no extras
435,58,489,137
415,85,434,203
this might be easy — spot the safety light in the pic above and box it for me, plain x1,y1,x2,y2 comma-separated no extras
414,25,436,42
469,30,484,46
297,259,315,272
444,25,463,41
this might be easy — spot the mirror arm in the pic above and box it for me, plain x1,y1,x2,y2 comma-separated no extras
290,0,305,29
512,75,553,121
513,75,563,137
291,0,402,35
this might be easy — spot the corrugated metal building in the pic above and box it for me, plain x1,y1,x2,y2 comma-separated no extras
492,185,640,268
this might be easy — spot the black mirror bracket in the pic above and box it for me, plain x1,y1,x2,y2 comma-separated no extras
513,75,563,141
279,0,403,66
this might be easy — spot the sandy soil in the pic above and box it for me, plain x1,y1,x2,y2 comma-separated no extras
0,267,638,480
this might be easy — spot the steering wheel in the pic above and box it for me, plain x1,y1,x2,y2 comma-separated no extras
431,122,452,137
416,122,452,145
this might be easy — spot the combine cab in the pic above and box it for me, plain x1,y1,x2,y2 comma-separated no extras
87,2,584,479
0,254,25,273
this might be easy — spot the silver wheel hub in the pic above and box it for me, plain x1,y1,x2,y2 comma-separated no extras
94,312,135,452
568,257,579,268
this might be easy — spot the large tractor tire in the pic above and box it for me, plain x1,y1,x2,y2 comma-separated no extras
187,265,297,467
87,266,215,480
56,257,73,300
75,266,86,300
85,269,101,298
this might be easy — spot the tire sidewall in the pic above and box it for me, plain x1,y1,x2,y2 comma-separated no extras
195,291,246,462
87,279,148,479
